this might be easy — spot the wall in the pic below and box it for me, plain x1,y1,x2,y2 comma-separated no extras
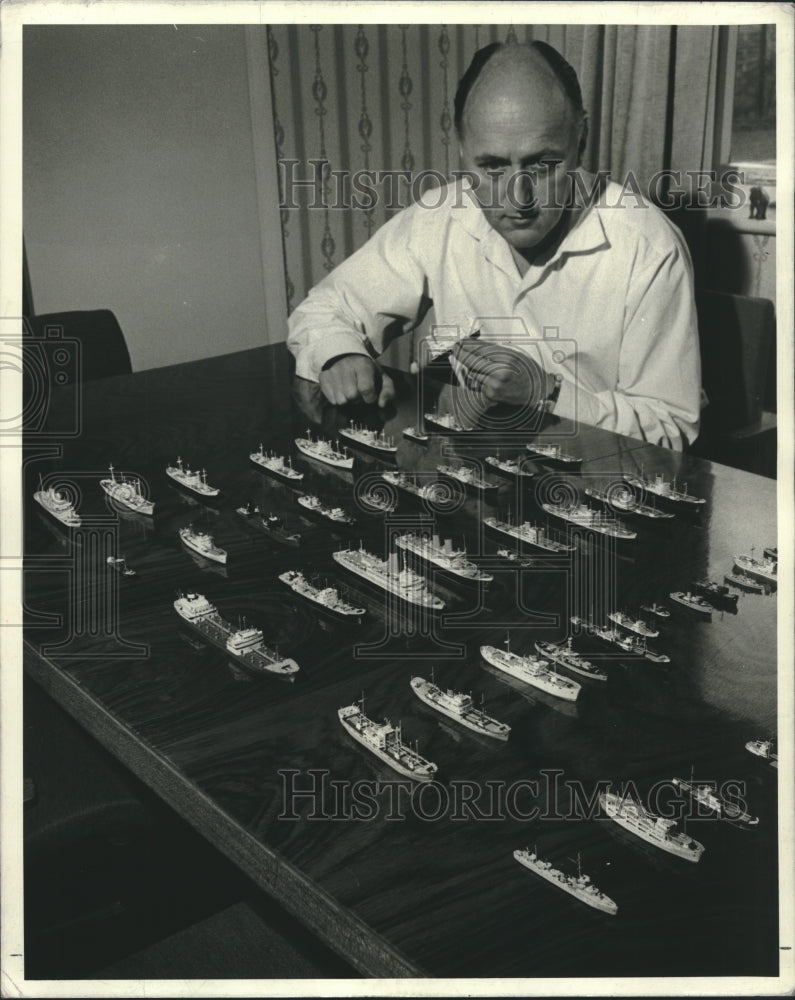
23,25,285,372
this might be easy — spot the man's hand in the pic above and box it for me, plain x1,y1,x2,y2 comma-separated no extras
319,354,395,408
451,340,553,408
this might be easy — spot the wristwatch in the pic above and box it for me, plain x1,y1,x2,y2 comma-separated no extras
543,374,562,412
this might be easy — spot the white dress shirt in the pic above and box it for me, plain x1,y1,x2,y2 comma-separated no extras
286,176,701,450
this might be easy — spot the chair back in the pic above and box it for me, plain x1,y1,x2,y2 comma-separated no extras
28,310,132,383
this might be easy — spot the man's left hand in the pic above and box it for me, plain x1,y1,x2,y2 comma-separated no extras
451,340,553,408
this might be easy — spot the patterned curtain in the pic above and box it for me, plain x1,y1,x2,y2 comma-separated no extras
265,23,719,362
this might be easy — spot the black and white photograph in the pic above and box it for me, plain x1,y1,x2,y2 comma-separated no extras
1,1,792,995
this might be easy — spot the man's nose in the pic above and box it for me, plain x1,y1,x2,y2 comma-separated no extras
508,169,535,210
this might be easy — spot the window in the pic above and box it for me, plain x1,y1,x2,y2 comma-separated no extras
729,24,776,167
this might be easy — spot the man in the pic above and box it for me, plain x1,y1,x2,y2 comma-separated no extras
287,40,701,450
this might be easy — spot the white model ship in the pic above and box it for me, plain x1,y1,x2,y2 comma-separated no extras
484,514,575,554
669,590,714,614
338,697,437,780
525,441,581,466
584,485,673,520
333,545,444,610
179,525,227,564
249,444,303,481
297,494,356,525
541,501,637,540
623,470,704,507
607,611,659,638
100,464,154,515
734,552,777,583
480,635,580,702
106,555,136,577
745,739,778,769
570,616,669,663
672,774,758,826
725,570,765,593
402,426,429,443
173,592,299,676
423,409,468,433
437,464,499,493
34,477,81,527
410,675,510,740
294,430,353,470
381,471,444,503
534,638,608,682
513,848,617,916
600,790,705,862
339,423,397,454
278,569,365,621
394,532,493,583
166,457,220,497
485,455,535,480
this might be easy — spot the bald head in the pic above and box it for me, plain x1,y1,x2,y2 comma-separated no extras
455,41,588,257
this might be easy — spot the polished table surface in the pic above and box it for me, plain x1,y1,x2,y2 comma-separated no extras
23,344,779,979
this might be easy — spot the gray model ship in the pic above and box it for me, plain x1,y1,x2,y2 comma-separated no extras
100,464,155,515
514,848,617,915
179,525,227,564
173,592,298,676
484,515,575,554
584,484,673,520
395,532,493,583
294,431,353,470
249,444,303,481
541,501,637,540
278,569,365,621
600,790,705,862
333,545,444,610
623,470,704,507
166,457,220,497
339,423,397,454
34,477,81,528
437,463,499,493
535,638,607,682
410,675,510,740
672,774,758,826
481,635,581,702
338,697,437,780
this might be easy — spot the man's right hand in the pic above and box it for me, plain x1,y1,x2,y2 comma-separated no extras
319,354,395,408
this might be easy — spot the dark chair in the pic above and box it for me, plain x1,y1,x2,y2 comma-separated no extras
691,289,777,478
27,309,133,383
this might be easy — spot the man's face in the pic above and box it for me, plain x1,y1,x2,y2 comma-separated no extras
459,75,582,254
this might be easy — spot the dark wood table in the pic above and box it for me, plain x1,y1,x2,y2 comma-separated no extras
23,344,780,979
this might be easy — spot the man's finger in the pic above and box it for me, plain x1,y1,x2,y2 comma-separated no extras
378,373,395,408
354,362,378,404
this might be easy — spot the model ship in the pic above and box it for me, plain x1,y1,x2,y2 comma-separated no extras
483,514,575,554
297,494,356,525
294,430,353,470
338,697,437,780
485,455,535,480
639,601,671,619
394,532,493,583
166,457,220,497
410,675,510,740
623,470,704,507
724,570,765,593
480,635,581,702
339,423,397,454
437,463,499,493
669,591,714,614
541,501,637,540
34,477,81,527
692,579,739,605
672,774,758,827
100,464,154,515
496,547,534,568
173,592,299,676
249,444,303,481
534,638,608,682
607,610,659,638
179,525,227,564
745,739,777,768
525,441,581,466
333,545,444,610
600,790,705,862
513,848,617,916
278,569,365,621
570,616,670,662
235,503,301,547
402,426,429,443
734,552,777,583
763,545,777,562
381,471,444,503
423,409,468,433
584,485,673,520
106,555,135,576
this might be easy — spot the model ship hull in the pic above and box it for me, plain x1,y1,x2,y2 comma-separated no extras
410,677,510,740
339,427,397,455
534,640,607,682
278,570,365,621
480,645,580,701
607,612,659,638
600,792,704,862
236,507,300,547
294,438,353,469
332,550,444,610
513,850,617,915
100,479,154,516
395,534,493,583
541,503,637,540
525,444,581,467
249,452,303,481
179,529,227,564
34,490,81,528
484,517,575,554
